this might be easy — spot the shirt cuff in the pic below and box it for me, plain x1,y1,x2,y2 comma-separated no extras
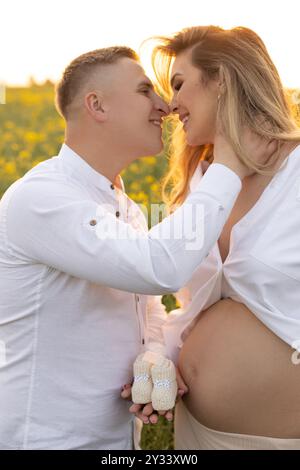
192,163,242,209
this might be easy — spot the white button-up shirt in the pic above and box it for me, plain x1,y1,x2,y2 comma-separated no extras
163,145,300,363
0,144,241,449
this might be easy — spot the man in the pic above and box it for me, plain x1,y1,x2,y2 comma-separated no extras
0,46,247,450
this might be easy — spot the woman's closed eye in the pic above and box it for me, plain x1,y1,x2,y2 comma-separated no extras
173,81,183,91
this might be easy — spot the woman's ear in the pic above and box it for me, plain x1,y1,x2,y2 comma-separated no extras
217,81,226,97
217,65,226,97
84,91,108,122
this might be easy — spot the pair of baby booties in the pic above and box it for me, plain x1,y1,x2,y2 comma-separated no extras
131,351,178,411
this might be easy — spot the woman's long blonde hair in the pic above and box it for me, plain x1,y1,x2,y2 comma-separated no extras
151,26,300,208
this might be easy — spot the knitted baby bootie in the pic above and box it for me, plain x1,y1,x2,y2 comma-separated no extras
151,358,177,411
131,353,153,404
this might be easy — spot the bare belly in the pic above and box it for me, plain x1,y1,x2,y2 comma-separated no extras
178,299,300,438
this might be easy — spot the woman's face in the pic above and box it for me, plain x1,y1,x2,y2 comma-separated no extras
170,49,220,146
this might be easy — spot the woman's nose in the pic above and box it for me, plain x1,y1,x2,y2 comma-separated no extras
169,98,179,114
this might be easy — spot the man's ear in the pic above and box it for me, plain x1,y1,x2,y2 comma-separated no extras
84,91,108,122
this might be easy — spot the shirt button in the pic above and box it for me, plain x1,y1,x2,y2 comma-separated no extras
89,219,97,226
115,211,120,218
110,184,115,190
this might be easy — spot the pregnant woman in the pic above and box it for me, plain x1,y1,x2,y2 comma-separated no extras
151,25,300,449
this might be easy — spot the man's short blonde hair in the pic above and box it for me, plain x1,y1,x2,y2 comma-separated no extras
55,46,138,120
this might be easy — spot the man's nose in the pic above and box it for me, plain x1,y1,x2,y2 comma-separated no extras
154,97,170,117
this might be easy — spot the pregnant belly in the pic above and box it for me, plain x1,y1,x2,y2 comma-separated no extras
178,298,300,438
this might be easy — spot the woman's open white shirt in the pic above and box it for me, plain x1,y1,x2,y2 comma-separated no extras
163,145,300,363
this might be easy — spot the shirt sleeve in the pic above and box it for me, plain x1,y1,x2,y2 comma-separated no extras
6,163,241,295
145,295,168,357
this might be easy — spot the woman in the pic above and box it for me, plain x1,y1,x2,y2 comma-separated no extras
149,25,300,450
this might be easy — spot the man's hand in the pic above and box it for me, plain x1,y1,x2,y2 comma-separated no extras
121,367,188,424
213,129,278,180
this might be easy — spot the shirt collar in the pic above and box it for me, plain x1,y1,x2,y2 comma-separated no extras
58,143,125,193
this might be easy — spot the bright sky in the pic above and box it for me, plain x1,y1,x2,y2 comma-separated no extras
1,0,300,88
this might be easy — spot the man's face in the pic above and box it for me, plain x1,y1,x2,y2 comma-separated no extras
100,58,170,158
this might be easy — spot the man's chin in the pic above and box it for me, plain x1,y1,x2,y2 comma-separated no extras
141,143,163,158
